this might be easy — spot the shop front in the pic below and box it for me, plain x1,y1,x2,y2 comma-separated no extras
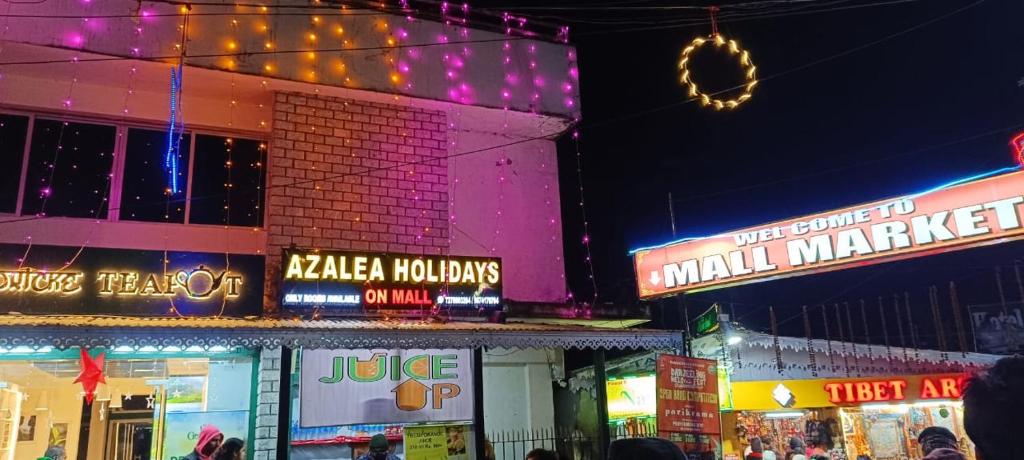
724,374,976,460
0,244,267,460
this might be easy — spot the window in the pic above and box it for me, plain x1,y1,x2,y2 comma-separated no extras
0,347,255,460
120,128,191,223
0,114,29,213
20,118,115,219
1,111,266,227
189,134,267,227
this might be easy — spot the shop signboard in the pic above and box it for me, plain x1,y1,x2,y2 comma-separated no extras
607,375,656,420
656,355,720,435
280,249,502,316
729,373,968,411
634,169,1024,297
299,349,474,427
968,302,1024,354
693,304,720,336
0,243,263,317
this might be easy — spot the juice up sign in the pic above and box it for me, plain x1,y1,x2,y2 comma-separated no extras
634,169,1024,297
299,349,473,427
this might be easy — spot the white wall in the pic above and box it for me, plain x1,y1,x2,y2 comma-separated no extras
482,348,560,434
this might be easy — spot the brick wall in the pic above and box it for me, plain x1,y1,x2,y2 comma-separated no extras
264,91,450,313
253,347,282,460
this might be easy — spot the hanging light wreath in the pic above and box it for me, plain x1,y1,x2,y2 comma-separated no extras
678,8,757,111
678,34,757,110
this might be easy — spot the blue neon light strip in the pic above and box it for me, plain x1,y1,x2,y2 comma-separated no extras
627,165,1023,255
165,66,183,195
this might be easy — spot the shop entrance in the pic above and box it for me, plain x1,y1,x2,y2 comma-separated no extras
106,418,152,460
0,348,255,460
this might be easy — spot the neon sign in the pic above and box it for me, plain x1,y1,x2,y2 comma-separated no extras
281,249,502,316
0,244,264,317
634,167,1024,297
824,376,963,404
0,269,83,295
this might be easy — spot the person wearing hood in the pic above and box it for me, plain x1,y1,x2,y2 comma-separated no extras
183,425,224,460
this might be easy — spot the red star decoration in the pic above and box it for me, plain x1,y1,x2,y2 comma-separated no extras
74,348,106,405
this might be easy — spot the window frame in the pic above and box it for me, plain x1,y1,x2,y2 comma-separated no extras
0,107,268,229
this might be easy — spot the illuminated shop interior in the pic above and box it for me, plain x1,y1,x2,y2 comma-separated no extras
840,401,975,460
0,347,254,460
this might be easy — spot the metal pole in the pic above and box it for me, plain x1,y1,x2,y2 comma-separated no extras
474,348,486,460
668,192,677,237
277,346,293,460
594,349,611,460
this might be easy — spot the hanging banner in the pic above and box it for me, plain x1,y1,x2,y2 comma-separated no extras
634,169,1024,297
280,249,501,316
0,243,263,317
299,349,474,427
657,355,720,435
968,302,1024,354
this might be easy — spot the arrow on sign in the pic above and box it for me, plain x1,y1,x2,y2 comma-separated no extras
393,379,430,411
649,271,661,286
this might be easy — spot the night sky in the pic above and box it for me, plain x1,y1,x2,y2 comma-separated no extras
531,0,1024,340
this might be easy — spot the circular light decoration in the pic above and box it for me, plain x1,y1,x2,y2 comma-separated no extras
678,34,758,110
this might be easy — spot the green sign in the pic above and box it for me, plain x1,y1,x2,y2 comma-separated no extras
693,305,720,336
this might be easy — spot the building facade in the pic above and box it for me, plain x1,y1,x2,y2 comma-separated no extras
0,2,674,460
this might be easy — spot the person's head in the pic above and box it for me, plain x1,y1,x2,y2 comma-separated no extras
789,438,805,452
212,438,245,460
963,356,1024,460
196,425,224,458
761,437,773,449
918,427,958,455
525,448,559,460
366,434,390,460
750,438,763,453
608,439,686,460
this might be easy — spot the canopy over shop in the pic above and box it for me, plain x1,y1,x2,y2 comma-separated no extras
692,331,1000,460
0,315,680,460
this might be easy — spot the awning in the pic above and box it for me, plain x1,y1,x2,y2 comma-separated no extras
0,315,682,350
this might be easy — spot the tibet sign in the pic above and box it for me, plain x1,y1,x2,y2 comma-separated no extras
299,349,473,427
0,243,263,317
635,169,1024,297
280,249,502,316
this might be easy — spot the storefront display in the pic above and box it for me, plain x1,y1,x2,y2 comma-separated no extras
293,348,476,460
840,402,975,460
723,373,974,460
0,347,256,460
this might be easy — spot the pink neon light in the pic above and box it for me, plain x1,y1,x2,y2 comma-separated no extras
1012,132,1024,165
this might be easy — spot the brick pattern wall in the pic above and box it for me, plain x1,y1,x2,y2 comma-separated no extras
253,347,282,460
264,91,450,313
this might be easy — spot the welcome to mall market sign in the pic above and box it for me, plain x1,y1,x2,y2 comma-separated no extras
634,168,1024,297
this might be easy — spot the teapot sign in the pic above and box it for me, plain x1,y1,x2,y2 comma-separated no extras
0,244,263,317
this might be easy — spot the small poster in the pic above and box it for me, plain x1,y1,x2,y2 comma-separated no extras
17,415,35,442
446,425,469,460
404,426,448,460
656,355,721,435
